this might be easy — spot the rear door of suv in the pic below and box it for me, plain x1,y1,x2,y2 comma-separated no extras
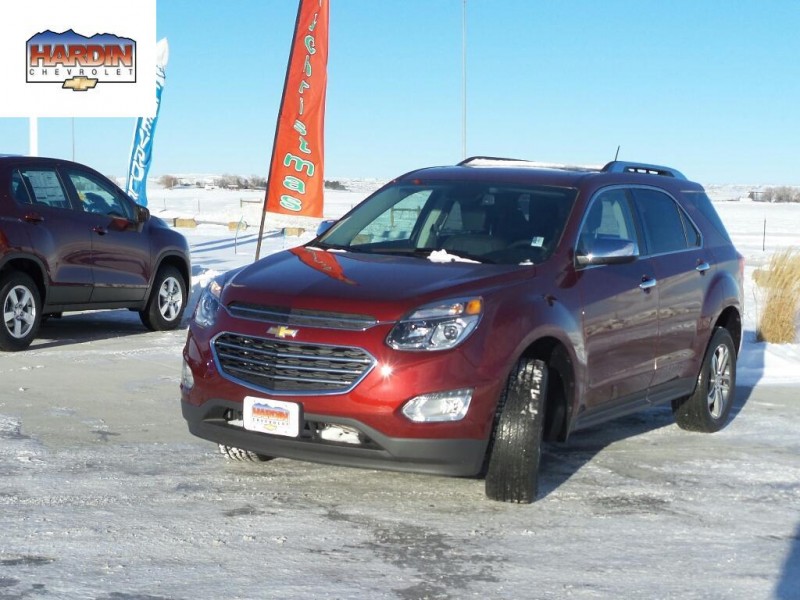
12,166,94,304
630,187,710,394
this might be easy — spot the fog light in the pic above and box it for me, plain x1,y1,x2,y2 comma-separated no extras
401,389,473,422
181,359,194,390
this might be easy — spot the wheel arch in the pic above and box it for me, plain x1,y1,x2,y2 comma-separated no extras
518,336,577,443
701,269,742,355
714,306,742,357
0,257,48,306
152,252,191,291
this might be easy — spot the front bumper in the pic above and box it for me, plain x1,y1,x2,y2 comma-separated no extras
181,398,488,476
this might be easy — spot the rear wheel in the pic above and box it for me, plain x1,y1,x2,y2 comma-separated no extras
485,358,548,503
139,266,187,331
218,444,273,462
672,327,736,432
0,272,41,352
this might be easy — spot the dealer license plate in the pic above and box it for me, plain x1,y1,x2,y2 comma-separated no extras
243,396,301,438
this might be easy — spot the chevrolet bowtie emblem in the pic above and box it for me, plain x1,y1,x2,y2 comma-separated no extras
62,76,99,92
267,325,299,339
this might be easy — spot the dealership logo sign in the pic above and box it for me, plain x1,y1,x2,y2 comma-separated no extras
26,29,136,91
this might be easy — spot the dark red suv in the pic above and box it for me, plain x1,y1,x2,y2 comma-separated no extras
181,158,743,503
0,155,191,351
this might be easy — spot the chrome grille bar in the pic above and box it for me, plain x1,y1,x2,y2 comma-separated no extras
213,333,375,394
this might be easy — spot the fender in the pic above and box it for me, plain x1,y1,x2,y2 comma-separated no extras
478,281,585,434
146,249,191,298
699,266,742,344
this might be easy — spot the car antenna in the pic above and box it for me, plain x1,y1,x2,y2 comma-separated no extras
614,145,621,161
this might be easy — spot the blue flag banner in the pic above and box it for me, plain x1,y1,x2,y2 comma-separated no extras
125,37,168,207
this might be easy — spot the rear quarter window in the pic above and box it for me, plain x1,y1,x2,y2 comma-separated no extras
10,170,32,204
681,191,733,244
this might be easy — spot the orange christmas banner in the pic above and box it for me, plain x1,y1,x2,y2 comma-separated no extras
264,0,329,218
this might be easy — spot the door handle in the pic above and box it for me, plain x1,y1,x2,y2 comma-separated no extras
24,213,44,223
92,226,108,236
695,261,710,273
639,277,657,291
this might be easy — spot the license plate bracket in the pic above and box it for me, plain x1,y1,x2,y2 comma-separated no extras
243,396,301,438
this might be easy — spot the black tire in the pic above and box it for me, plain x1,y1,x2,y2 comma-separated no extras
485,358,548,503
672,327,736,433
0,272,42,352
139,266,187,331
218,444,273,462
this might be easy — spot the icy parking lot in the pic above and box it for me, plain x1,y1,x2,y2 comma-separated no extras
1,315,798,598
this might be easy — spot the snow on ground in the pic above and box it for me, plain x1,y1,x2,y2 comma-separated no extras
1,179,799,600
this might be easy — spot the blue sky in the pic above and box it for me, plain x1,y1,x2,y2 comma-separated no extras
2,0,799,184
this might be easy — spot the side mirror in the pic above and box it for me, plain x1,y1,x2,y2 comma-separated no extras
136,204,151,224
316,219,336,237
576,237,639,267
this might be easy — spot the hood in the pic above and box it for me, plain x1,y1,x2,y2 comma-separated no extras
222,247,532,321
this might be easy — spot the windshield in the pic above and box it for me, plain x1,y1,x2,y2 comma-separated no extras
316,180,577,265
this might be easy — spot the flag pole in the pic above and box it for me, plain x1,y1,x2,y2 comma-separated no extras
255,1,305,262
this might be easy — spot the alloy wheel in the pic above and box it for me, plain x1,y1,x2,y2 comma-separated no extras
158,276,183,322
3,285,36,339
707,343,732,419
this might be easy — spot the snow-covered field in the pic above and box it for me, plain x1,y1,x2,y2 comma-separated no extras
1,181,798,599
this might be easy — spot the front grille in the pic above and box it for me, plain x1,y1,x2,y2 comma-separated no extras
227,303,378,331
213,333,374,394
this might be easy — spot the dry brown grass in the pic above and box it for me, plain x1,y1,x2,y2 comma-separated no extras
754,248,800,343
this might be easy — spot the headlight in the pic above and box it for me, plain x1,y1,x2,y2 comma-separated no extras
387,297,483,351
193,279,223,328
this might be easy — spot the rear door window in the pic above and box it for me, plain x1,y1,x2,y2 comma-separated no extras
631,188,696,255
18,169,72,209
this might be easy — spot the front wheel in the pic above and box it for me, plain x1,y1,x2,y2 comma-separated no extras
139,266,187,331
219,444,273,462
672,327,736,433
0,272,42,352
485,358,548,503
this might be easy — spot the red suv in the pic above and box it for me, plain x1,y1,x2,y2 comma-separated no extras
180,158,743,503
0,155,191,351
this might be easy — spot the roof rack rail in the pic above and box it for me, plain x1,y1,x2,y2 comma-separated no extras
458,155,528,166
458,156,601,171
602,161,686,180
